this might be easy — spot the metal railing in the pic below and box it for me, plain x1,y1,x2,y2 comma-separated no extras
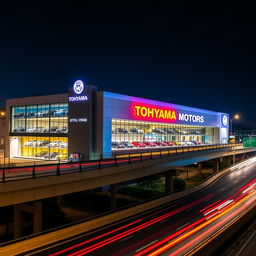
0,143,242,183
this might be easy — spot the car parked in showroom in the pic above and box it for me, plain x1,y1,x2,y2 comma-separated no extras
26,111,37,118
13,112,25,118
57,153,68,161
142,128,152,134
121,141,134,148
172,141,181,145
53,109,66,117
35,151,48,157
163,141,174,146
191,140,202,145
152,128,166,134
57,127,68,133
112,142,126,149
13,127,25,132
163,128,175,134
154,141,168,146
44,152,59,160
131,141,147,147
114,128,129,134
130,128,144,134
26,127,37,133
37,140,50,147
49,140,62,147
24,140,37,147
185,141,194,146
143,141,157,147
59,142,68,148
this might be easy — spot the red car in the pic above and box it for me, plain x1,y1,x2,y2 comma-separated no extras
131,141,147,147
154,141,167,146
163,141,174,146
143,141,157,147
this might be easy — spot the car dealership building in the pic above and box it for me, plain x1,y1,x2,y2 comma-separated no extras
5,81,229,161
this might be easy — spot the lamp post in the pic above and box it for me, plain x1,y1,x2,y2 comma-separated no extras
230,114,240,140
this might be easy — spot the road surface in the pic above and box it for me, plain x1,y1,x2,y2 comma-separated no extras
16,157,256,256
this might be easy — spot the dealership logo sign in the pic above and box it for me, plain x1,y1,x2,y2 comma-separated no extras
73,80,84,94
222,115,228,126
69,80,88,102
132,104,204,124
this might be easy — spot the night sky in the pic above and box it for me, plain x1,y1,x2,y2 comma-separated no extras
1,2,255,126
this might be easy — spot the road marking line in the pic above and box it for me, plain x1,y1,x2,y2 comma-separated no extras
235,228,256,256
135,240,158,252
120,235,134,242
176,222,190,230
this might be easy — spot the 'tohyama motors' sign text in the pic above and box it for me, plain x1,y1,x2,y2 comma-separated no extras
132,104,206,125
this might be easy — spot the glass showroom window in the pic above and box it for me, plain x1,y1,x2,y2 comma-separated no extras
20,136,68,160
11,106,26,133
37,104,50,133
26,105,38,133
49,103,68,134
111,118,213,149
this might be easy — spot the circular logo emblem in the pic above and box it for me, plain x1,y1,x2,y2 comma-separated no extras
222,115,228,126
73,80,84,94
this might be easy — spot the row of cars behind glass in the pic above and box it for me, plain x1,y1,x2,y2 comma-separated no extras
24,140,68,148
13,126,68,133
113,127,203,135
34,151,68,160
112,140,202,149
13,109,68,118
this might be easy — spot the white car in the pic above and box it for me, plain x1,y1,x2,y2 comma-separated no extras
49,141,62,147
26,127,37,133
59,142,68,148
24,140,37,147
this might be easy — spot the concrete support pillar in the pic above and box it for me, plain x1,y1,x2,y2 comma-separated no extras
56,196,63,207
197,162,202,177
214,159,220,172
14,201,42,238
233,154,236,165
165,171,174,194
110,184,117,210
228,156,233,166
33,201,42,234
14,205,22,239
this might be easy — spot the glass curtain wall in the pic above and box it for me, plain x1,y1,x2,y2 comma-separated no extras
20,136,68,160
11,103,68,160
11,103,68,134
112,118,215,149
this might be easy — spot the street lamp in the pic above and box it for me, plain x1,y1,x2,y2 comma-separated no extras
230,114,240,134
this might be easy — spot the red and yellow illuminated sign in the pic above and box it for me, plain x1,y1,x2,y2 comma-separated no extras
132,104,177,123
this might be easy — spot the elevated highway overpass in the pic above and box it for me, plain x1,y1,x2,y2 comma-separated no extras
2,152,256,255
0,144,255,207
